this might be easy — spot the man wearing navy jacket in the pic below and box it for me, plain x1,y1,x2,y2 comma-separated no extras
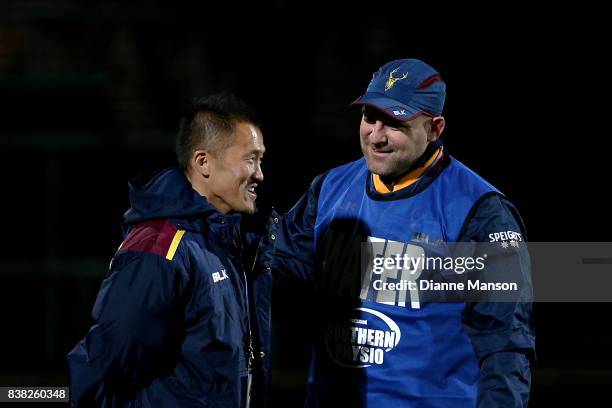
68,93,276,407
274,59,535,407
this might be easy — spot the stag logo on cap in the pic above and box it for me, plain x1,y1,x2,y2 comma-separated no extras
385,67,408,91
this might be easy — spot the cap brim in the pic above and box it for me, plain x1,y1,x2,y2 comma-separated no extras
350,93,423,122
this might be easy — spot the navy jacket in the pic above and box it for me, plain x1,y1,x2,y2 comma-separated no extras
67,168,277,407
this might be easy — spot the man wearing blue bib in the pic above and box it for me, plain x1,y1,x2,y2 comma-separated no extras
274,59,535,407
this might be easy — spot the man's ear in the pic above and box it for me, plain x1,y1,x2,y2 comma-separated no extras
427,116,445,142
192,149,211,178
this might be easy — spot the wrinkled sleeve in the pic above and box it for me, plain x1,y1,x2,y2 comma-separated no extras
67,252,189,407
272,174,326,285
458,193,535,408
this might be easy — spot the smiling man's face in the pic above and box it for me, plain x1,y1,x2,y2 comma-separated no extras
206,121,265,214
359,106,434,178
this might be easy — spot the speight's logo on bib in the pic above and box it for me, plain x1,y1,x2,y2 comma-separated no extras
325,307,401,368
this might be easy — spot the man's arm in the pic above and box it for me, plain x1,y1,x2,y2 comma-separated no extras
272,174,326,284
67,251,189,406
458,193,535,408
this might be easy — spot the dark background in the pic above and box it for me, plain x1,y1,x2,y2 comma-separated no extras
1,1,610,406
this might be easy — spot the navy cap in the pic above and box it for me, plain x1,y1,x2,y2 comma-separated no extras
351,59,446,121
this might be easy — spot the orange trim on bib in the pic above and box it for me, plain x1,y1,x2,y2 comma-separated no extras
372,148,442,193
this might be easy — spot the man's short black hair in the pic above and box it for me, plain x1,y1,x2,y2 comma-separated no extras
175,92,261,169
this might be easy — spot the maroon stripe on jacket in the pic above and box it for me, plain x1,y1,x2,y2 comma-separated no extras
120,219,178,258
